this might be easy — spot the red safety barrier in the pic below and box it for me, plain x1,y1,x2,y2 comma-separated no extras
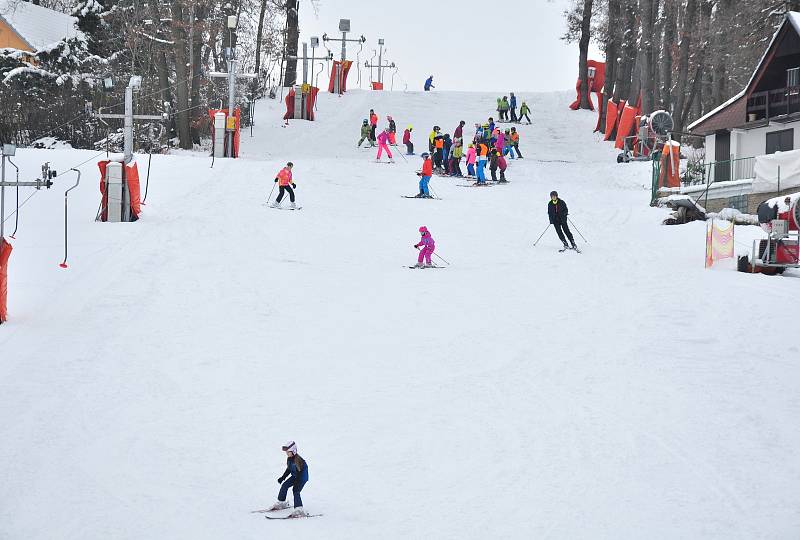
604,99,619,141
371,81,384,91
0,238,12,323
659,142,682,188
569,60,606,110
98,160,143,221
283,87,320,121
207,108,241,157
328,60,353,93
615,103,639,150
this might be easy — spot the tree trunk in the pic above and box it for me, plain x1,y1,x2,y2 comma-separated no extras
254,0,268,75
672,0,698,133
600,0,622,132
660,0,677,111
282,0,299,87
639,0,656,113
613,0,638,103
577,0,594,109
190,3,207,145
170,0,192,149
147,0,172,106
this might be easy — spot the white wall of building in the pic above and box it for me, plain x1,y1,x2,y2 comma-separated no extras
730,121,800,160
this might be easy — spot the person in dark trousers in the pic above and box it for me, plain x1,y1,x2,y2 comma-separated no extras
424,75,435,91
267,441,310,517
270,162,297,209
489,149,500,182
509,92,518,122
403,125,414,154
548,191,577,250
453,120,465,143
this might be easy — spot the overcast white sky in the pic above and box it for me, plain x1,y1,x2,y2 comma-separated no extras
298,0,602,93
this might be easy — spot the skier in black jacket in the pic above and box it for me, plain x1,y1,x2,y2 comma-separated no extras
548,191,577,250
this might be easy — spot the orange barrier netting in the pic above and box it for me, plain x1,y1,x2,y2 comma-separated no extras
0,238,12,323
98,160,142,221
659,142,682,189
615,104,639,150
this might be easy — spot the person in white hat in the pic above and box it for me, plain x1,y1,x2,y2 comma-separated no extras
267,441,310,517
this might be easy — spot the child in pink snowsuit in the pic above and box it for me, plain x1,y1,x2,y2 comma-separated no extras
495,130,506,152
376,128,394,161
465,144,477,177
414,226,435,267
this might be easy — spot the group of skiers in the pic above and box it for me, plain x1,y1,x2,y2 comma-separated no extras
495,93,532,124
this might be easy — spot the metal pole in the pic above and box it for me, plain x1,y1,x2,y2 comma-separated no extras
532,224,551,247
310,46,315,88
228,56,236,157
302,42,308,85
378,42,383,84
1,155,5,239
124,85,133,163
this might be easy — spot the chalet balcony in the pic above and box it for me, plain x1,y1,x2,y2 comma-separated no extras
746,87,800,122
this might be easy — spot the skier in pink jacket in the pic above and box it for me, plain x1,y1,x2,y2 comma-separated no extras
495,129,506,152
376,128,394,162
413,226,435,268
465,144,477,177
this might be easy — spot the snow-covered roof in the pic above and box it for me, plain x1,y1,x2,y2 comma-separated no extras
0,0,78,51
689,12,800,133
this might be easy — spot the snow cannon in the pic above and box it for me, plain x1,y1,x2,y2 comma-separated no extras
569,60,605,111
740,192,800,274
98,155,141,222
618,110,674,163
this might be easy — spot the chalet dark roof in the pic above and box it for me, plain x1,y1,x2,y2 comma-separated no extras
688,12,800,135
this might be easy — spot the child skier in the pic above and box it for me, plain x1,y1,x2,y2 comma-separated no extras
413,226,435,267
510,127,522,158
442,134,452,174
369,109,378,141
416,152,433,198
403,125,414,155
450,140,464,177
476,141,489,184
357,119,373,148
519,101,531,124
489,149,499,182
497,151,508,182
388,116,397,145
376,128,395,162
465,143,477,177
433,133,445,171
270,162,297,208
503,129,514,159
499,96,510,121
548,191,578,250
266,441,309,518
428,126,440,152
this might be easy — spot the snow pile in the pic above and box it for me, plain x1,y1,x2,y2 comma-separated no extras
1,90,799,540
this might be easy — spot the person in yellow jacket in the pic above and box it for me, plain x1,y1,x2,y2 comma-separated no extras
428,126,440,152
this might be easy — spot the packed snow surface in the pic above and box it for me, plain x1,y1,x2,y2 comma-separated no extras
1,90,799,540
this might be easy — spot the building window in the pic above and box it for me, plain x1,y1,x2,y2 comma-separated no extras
728,195,749,213
788,67,800,88
766,129,793,154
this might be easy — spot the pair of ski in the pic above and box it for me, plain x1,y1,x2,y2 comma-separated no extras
264,203,303,211
559,246,582,254
406,265,444,269
402,195,441,200
251,508,322,520
456,181,508,187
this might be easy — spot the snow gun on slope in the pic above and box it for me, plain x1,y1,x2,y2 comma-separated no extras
738,192,800,275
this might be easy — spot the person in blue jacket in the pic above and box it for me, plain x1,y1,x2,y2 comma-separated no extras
267,441,310,517
424,75,435,91
509,92,518,122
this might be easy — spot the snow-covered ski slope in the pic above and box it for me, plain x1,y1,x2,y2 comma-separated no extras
2,90,799,540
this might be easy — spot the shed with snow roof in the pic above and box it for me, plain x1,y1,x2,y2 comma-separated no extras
689,12,800,179
0,0,78,55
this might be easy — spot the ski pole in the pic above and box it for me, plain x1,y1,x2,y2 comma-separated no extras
433,251,451,265
266,181,277,203
532,224,551,247
428,184,439,199
568,217,589,244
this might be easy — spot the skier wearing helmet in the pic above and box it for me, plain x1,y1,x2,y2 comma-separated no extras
266,441,310,518
403,125,414,155
387,115,397,145
416,152,433,198
413,226,436,268
358,119,373,148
